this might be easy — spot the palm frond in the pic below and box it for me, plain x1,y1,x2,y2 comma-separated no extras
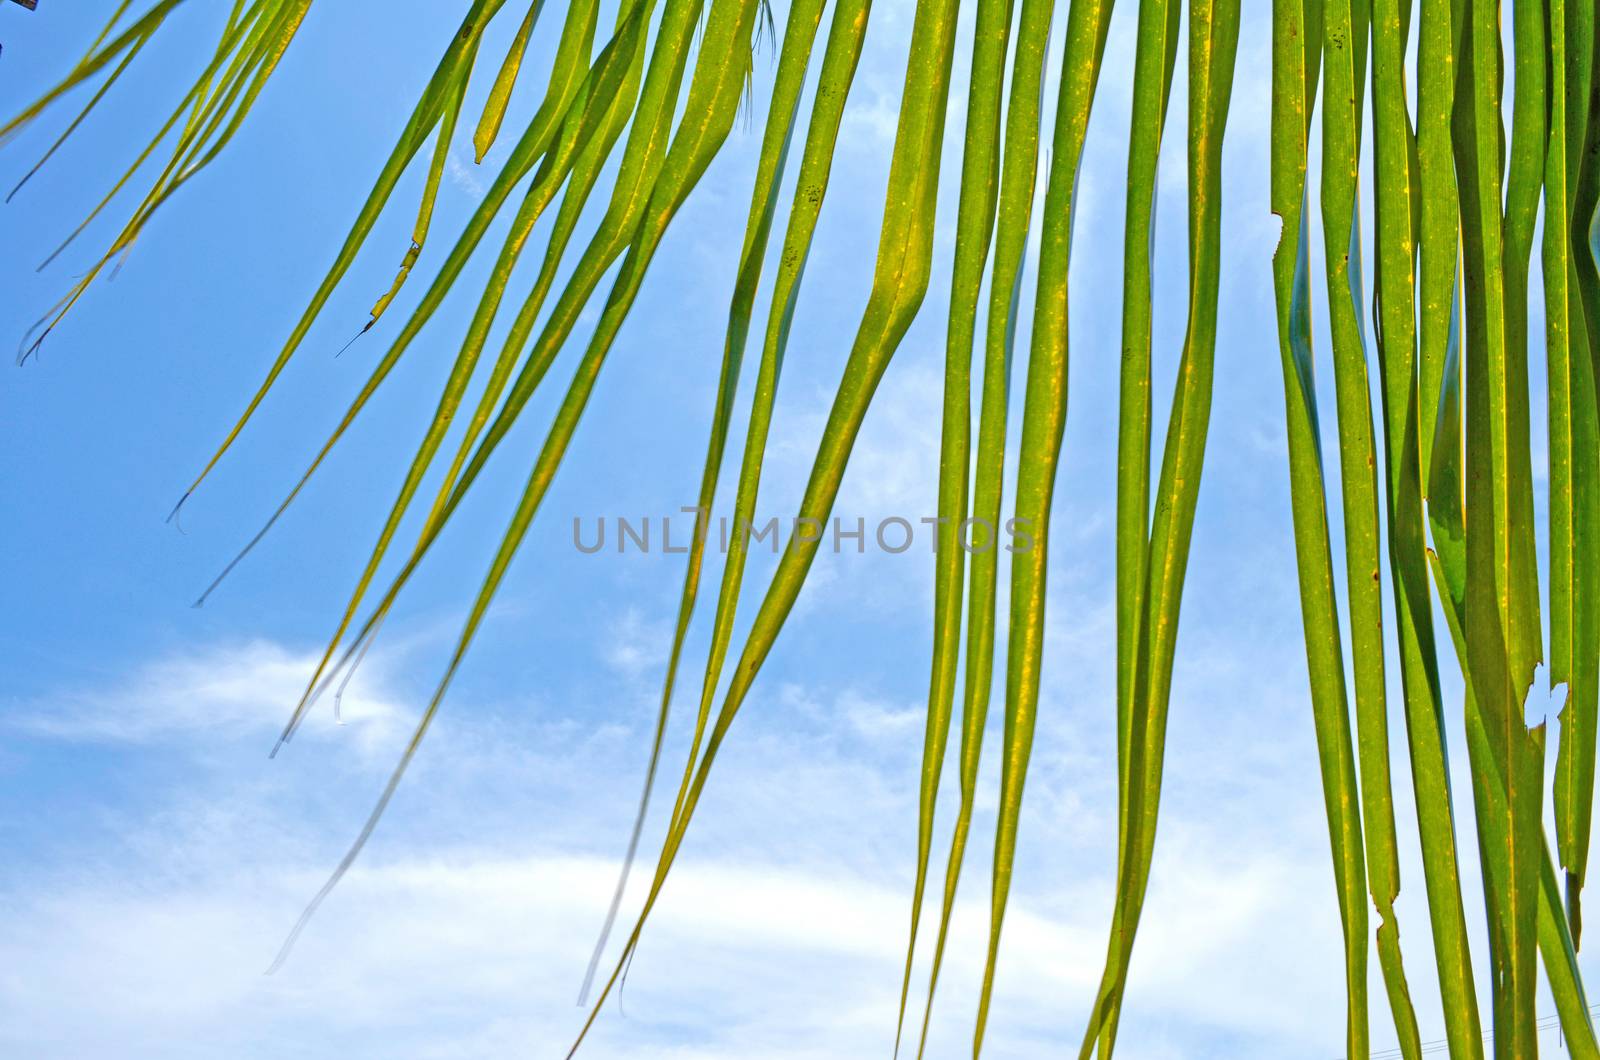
10,0,1600,1054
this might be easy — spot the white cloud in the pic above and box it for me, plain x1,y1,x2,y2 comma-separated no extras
12,639,408,756
5,634,1542,1060
604,606,672,680
446,151,488,201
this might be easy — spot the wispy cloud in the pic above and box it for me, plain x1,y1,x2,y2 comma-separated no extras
0,634,1496,1059
12,639,407,755
447,151,487,202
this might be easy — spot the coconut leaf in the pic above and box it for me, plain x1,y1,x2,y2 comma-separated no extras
10,2,1600,1055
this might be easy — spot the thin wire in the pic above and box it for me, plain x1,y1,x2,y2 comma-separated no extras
1362,1003,1598,1060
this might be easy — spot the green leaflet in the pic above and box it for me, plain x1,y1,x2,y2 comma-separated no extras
1412,17,1494,1055
1266,0,1375,1054
1,0,189,144
267,0,756,976
1088,0,1183,1044
910,0,1052,1052
1371,0,1481,1048
1499,0,1545,695
993,0,1118,1049
262,0,706,747
985,0,1118,1048
1537,849,1600,1054
473,0,547,162
896,0,1014,1046
1452,0,1545,1046
15,0,314,361
171,0,516,508
366,35,479,328
185,0,609,612
1430,476,1600,1054
6,22,155,204
1429,243,1598,1055
265,0,643,750
1075,0,1238,1052
1551,0,1600,948
1413,0,1455,481
568,0,961,1046
580,0,831,1004
656,0,870,907
575,1,874,1007
1578,0,1600,411
1319,0,1423,1040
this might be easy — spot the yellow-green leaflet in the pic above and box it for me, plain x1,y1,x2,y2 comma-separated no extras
179,0,601,582
569,0,961,1045
387,0,632,587
79,0,139,65
1267,0,1377,1052
266,0,756,974
909,0,1052,1053
1319,0,1422,1039
185,0,636,726
6,22,156,204
366,34,479,327
1089,0,1182,1043
993,0,1118,1046
1452,0,1545,1045
473,0,547,161
1,0,189,144
980,0,1114,1046
652,0,872,935
1429,284,1600,1055
12,0,312,361
1371,0,1480,1049
1074,0,1238,1052
1550,0,1600,949
164,0,517,509
254,0,695,751
580,0,832,1003
261,0,651,752
277,0,690,725
895,0,1014,1047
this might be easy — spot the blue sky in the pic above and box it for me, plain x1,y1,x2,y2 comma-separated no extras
0,1,1593,1057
